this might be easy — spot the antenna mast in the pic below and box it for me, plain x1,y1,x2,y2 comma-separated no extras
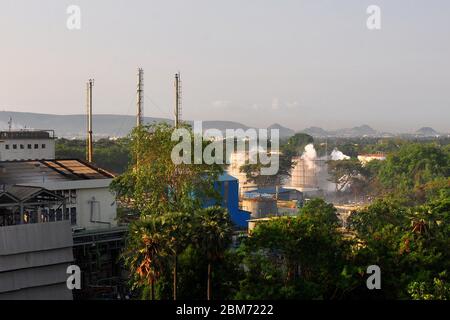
136,68,144,127
86,79,94,163
174,73,182,128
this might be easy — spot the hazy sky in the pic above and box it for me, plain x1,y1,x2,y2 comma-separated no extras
1,0,449,132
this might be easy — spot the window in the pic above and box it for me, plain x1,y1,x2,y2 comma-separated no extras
34,144,39,149
13,144,17,149
28,144,32,149
5,145,9,150
20,144,24,149
42,144,46,149
70,207,77,225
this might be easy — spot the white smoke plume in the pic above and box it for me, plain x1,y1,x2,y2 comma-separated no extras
330,148,350,161
301,143,317,170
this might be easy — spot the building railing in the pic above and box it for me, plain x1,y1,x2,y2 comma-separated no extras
0,129,55,140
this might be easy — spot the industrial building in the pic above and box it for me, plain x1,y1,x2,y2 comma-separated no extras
241,193,278,219
226,151,257,195
0,130,55,161
0,128,124,300
210,173,251,229
0,159,117,230
0,221,74,300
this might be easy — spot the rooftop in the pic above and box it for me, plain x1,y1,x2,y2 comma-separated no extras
0,130,55,140
0,159,115,185
0,185,63,204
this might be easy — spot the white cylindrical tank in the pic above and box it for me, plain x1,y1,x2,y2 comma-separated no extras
242,194,278,219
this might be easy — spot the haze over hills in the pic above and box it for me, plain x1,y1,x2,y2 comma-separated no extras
415,127,440,137
0,111,447,139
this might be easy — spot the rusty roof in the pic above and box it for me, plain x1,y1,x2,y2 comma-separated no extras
0,159,115,185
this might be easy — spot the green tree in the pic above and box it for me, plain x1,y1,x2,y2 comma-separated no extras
111,123,223,217
112,123,224,299
122,216,167,300
162,212,193,300
282,133,314,158
377,143,450,203
237,199,352,299
193,206,233,300
328,159,365,192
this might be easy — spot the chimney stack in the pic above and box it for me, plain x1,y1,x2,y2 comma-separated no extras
136,68,144,127
86,79,94,163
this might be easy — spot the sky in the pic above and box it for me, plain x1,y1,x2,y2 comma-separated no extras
1,0,449,133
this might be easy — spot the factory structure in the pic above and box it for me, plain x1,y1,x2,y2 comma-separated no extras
0,69,255,300
0,124,126,300
1,65,383,299
288,156,329,192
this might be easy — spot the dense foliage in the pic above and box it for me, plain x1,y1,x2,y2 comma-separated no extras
67,130,449,300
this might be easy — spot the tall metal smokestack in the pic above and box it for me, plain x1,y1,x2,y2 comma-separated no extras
174,73,182,128
136,68,144,127
86,79,94,163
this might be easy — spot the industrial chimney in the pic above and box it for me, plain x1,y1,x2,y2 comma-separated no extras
86,79,94,163
136,68,144,127
174,73,182,128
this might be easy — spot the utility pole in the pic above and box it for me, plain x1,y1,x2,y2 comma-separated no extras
86,79,94,163
136,68,144,127
174,73,182,128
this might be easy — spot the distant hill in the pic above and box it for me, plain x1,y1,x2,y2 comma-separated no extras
331,125,378,137
0,111,252,139
416,127,440,137
5,111,438,139
300,127,329,137
268,123,295,138
300,125,379,137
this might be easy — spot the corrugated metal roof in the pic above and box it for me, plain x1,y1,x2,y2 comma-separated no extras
0,159,114,185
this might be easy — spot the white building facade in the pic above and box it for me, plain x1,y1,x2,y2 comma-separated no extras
0,159,117,231
0,130,55,161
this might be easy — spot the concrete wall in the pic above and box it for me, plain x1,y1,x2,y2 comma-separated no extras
0,221,74,300
76,187,117,230
0,138,55,161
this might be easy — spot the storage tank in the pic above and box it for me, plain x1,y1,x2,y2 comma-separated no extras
226,151,257,194
289,157,328,190
290,156,317,189
241,193,278,219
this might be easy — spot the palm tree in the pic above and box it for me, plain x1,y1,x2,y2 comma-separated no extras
122,217,167,299
193,206,233,300
162,212,192,300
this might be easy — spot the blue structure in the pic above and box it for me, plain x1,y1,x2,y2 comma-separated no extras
204,173,250,229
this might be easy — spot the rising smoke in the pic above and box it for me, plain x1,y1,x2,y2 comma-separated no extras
330,148,350,161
